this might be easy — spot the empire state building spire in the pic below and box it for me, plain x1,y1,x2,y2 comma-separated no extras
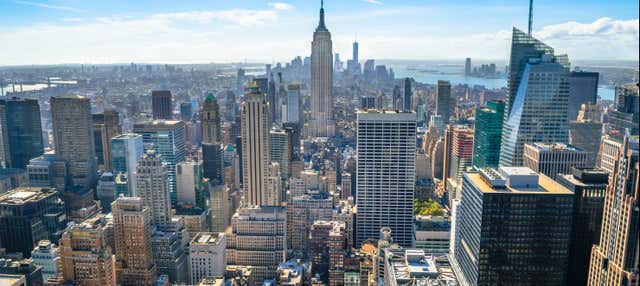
319,0,325,28
310,0,334,137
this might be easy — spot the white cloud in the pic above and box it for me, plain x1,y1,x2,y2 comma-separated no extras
268,2,295,10
12,0,82,12
362,0,383,5
533,17,639,60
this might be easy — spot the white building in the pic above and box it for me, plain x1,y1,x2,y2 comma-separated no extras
189,232,226,284
355,109,416,247
30,240,60,281
176,161,202,205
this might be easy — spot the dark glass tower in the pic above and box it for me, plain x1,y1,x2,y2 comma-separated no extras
0,98,44,169
557,167,608,286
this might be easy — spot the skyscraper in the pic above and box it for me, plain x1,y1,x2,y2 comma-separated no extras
133,120,186,197
269,129,292,180
112,197,157,286
110,133,144,196
176,161,204,206
152,90,172,120
464,58,471,76
310,1,334,137
285,84,302,125
0,97,43,169
136,151,172,230
588,134,638,286
352,41,358,65
355,110,416,247
568,71,599,121
202,143,223,184
500,28,570,167
472,100,505,168
92,108,121,170
225,90,238,122
51,96,97,189
452,167,574,285
435,80,451,122
241,86,272,206
557,167,608,286
403,78,412,111
201,93,221,144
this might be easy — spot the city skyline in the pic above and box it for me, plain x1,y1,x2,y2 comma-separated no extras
0,0,638,65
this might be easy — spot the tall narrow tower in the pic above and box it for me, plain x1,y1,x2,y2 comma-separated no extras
310,0,334,137
241,86,272,206
201,93,221,144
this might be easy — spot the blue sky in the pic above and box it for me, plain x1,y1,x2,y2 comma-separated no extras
0,0,638,65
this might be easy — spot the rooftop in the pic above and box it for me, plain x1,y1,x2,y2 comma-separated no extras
385,249,458,286
528,142,583,152
0,187,56,205
191,232,224,245
470,167,572,195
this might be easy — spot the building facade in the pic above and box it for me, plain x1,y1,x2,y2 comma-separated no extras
355,110,416,247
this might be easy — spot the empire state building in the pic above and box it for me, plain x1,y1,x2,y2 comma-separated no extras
310,0,334,137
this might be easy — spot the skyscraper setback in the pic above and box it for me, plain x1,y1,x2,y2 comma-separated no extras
201,93,221,144
310,1,334,137
588,134,639,286
241,86,272,206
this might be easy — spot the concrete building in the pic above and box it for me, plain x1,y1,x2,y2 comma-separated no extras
226,206,286,285
202,93,222,144
152,90,172,120
523,142,588,180
136,151,172,230
151,228,188,284
176,161,204,205
451,167,573,285
241,86,271,207
414,216,451,254
355,110,416,248
286,193,333,254
50,96,97,189
309,1,334,137
588,134,638,286
189,232,226,284
30,240,60,282
59,215,116,286
112,197,157,286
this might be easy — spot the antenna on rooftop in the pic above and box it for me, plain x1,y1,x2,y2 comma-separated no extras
528,0,533,35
